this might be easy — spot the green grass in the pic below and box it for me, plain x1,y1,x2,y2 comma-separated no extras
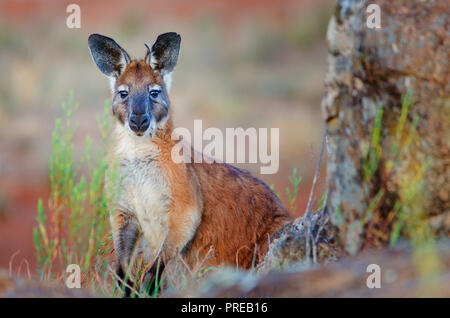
361,92,443,293
362,106,383,182
33,90,122,296
271,167,305,216
334,91,441,256
285,168,303,214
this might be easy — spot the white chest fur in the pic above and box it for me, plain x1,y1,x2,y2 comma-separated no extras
112,125,171,264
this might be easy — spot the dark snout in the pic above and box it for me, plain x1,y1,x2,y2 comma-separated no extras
129,114,150,135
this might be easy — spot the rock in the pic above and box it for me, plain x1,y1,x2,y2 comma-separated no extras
322,0,449,254
257,209,339,273
173,240,450,297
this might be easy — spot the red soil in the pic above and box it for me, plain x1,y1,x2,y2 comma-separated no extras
0,180,49,277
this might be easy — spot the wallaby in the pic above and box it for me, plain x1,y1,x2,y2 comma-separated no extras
88,32,292,295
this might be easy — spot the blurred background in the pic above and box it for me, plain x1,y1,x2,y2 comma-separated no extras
0,0,335,275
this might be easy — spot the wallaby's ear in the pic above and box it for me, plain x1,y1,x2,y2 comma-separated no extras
88,34,131,79
145,32,181,90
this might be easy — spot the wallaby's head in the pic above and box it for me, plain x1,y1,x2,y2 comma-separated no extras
88,33,181,137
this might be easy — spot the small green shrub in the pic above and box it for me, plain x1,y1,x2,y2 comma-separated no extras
33,90,120,295
271,168,304,215
360,92,443,293
286,168,303,214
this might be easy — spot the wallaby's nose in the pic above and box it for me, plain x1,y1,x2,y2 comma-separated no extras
129,114,150,134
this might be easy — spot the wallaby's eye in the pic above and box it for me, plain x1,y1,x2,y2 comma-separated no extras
118,90,128,99
149,90,161,98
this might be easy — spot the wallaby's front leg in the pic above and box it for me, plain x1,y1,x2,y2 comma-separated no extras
142,256,165,295
111,211,141,297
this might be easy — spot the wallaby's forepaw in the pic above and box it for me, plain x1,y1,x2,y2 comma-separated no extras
116,266,135,298
141,259,165,297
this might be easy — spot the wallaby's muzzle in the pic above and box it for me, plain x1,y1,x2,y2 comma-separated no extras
129,113,150,135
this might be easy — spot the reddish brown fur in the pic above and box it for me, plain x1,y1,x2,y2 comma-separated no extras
188,161,291,268
112,59,292,271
